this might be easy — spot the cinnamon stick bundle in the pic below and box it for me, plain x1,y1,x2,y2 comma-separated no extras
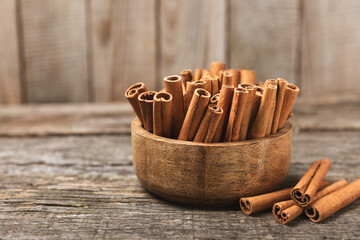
181,69,193,91
164,75,185,138
210,62,225,76
194,104,224,143
248,84,277,139
212,85,235,142
305,178,360,222
210,93,220,105
291,158,332,206
277,83,299,130
273,180,337,224
178,89,211,141
184,80,206,113
138,91,156,132
125,82,148,125
271,78,288,134
224,88,249,142
238,84,257,140
240,69,256,85
153,92,173,138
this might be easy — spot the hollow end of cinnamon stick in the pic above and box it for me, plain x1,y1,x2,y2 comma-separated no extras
153,92,173,138
138,91,156,133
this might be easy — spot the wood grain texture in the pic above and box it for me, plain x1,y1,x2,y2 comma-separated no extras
90,0,157,101
229,0,301,84
301,0,360,100
160,0,226,78
0,0,22,104
0,131,359,239
20,0,89,102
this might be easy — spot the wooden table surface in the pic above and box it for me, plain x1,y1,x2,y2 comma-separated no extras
0,103,359,239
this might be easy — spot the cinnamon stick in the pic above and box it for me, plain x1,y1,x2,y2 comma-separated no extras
181,69,193,91
247,91,263,139
125,82,148,125
210,62,225,76
194,69,202,81
218,70,224,89
291,158,332,206
204,75,220,96
164,75,185,138
222,72,233,86
202,69,211,78
194,104,223,143
227,69,240,87
184,80,206,113
212,85,235,142
178,89,211,141
238,84,257,140
248,84,277,139
224,88,249,142
277,83,299,130
138,91,156,132
271,78,288,134
240,69,256,85
264,79,278,136
153,92,172,138
305,178,360,222
210,93,220,105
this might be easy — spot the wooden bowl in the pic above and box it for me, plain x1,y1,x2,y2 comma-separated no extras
131,118,293,206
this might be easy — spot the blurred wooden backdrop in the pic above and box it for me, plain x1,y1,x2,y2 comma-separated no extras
0,0,359,105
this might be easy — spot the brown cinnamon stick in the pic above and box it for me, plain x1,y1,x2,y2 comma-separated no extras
291,158,332,206
210,93,220,105
248,84,277,139
271,78,288,134
218,70,224,89
202,69,211,78
224,88,249,142
247,91,263,139
240,69,256,85
138,91,156,132
210,62,225,76
181,69,193,90
194,104,223,143
204,75,220,96
178,89,211,141
264,79,278,136
184,80,206,113
227,69,240,87
238,84,257,140
277,83,299,130
222,73,233,86
125,82,148,125
153,92,172,138
212,85,235,142
194,69,202,81
164,75,185,138
305,178,360,222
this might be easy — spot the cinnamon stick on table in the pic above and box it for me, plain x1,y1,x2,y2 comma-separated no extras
271,78,288,134
125,82,148,125
194,104,223,143
277,83,299,130
291,158,332,206
273,180,342,224
305,178,360,222
164,75,185,138
212,85,235,142
153,92,172,138
178,89,211,141
248,84,277,139
238,84,257,141
224,88,249,142
240,69,256,85
138,91,156,133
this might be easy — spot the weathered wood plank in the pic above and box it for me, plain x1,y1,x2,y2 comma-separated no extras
229,0,301,84
301,0,360,102
0,0,22,104
0,131,359,239
90,0,157,101
160,0,227,78
20,0,89,102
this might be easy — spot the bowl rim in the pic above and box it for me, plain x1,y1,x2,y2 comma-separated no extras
132,118,293,147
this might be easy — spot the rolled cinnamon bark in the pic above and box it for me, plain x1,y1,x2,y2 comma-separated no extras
240,69,256,85
184,80,206,113
278,83,299,130
210,62,225,76
206,75,220,96
138,91,156,133
264,80,278,136
227,69,240,87
247,91,263,139
210,93,220,105
248,84,277,139
153,92,173,138
178,88,211,141
200,78,212,95
164,75,185,138
224,88,249,142
202,69,211,78
212,85,235,142
218,70,224,89
291,158,332,206
238,84,257,140
271,78,288,134
181,69,193,90
222,73,233,86
305,178,360,222
125,82,148,125
194,104,223,143
194,69,202,81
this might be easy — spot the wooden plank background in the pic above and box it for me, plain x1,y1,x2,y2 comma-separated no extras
0,0,359,104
